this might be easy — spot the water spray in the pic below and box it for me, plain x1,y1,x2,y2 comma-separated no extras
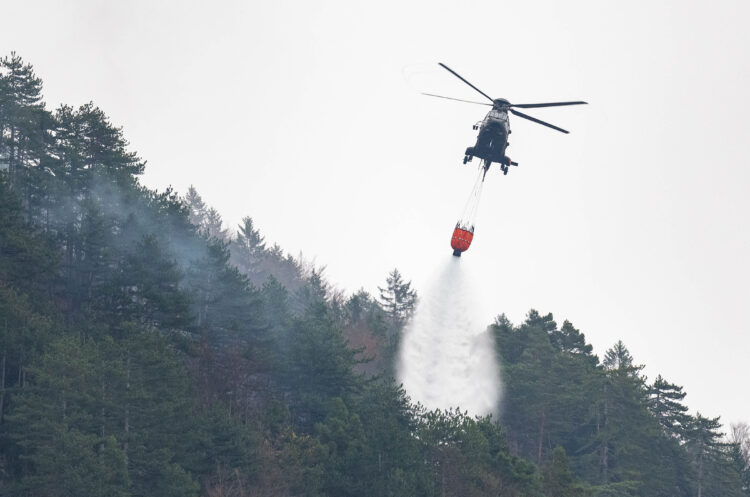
397,257,501,417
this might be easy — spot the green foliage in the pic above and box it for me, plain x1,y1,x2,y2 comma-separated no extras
231,215,266,281
543,446,589,497
494,310,601,468
314,397,368,496
281,301,362,430
378,268,417,328
682,413,748,497
590,480,640,497
648,374,690,438
353,381,430,496
416,408,542,497
2,52,748,497
108,234,192,331
491,311,749,497
0,176,58,297
0,52,48,199
3,336,130,496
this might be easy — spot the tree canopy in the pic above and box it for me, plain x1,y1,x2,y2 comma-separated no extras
1,52,747,497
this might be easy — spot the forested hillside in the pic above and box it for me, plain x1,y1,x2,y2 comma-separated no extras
0,52,748,497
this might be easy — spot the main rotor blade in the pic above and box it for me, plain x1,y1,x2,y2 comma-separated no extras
510,101,588,109
510,109,569,134
438,63,494,103
421,93,492,106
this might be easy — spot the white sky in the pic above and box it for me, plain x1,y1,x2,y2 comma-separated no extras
4,0,749,426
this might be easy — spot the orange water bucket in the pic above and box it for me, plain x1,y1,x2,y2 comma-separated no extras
450,227,474,256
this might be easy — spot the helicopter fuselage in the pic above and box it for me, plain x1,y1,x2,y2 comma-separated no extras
463,107,515,175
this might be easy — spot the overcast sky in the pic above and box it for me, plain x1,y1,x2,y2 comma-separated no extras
4,0,749,426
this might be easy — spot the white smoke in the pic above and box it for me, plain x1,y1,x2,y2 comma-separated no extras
397,257,502,417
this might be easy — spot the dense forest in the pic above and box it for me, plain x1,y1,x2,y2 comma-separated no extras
0,52,748,496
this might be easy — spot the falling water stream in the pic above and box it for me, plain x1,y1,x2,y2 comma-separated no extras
397,257,501,417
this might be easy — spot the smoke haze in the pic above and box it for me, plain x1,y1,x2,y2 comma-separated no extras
397,257,501,417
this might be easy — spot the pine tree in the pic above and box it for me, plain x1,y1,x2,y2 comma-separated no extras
603,340,638,373
377,268,417,328
4,336,131,496
685,413,728,497
727,442,750,497
0,175,57,296
204,206,227,241
0,52,46,188
647,375,690,439
282,302,361,431
231,216,266,282
50,101,144,195
261,275,291,334
75,102,144,184
106,234,191,332
118,331,200,497
61,198,112,323
595,341,652,488
350,380,430,497
184,238,265,343
0,177,57,426
183,185,207,229
494,312,597,466
295,267,331,312
551,319,595,358
525,308,557,332
315,397,369,496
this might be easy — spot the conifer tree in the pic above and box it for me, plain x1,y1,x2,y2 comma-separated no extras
0,52,45,188
647,374,690,439
595,341,651,487
0,175,57,296
50,101,143,197
204,206,227,241
685,413,728,497
295,267,331,312
4,336,131,496
108,234,191,332
75,102,144,183
315,397,369,496
183,185,207,229
377,268,417,328
603,340,638,373
184,238,264,342
525,308,557,333
344,289,371,325
551,319,595,358
231,216,266,281
350,380,430,497
261,275,291,334
282,301,361,430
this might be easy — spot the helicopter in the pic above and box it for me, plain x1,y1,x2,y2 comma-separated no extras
425,63,587,179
